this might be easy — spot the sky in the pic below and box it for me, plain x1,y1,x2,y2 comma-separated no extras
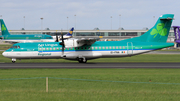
0,0,180,30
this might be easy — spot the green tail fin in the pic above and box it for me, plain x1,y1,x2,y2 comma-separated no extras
0,19,11,35
144,14,174,42
126,14,174,43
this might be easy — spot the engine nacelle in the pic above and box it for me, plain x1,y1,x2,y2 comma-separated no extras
64,39,84,48
63,38,97,48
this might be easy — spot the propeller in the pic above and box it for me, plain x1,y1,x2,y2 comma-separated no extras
59,29,65,56
55,33,58,42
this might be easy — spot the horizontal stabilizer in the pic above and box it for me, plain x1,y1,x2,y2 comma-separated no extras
159,14,174,20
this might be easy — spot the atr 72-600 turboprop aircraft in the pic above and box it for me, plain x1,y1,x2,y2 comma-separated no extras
0,19,54,43
0,19,74,43
2,14,174,63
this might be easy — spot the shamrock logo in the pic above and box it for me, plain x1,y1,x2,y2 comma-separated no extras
1,24,6,31
150,23,167,38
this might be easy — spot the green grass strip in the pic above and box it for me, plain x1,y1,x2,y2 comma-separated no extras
0,77,46,80
1,77,180,85
49,77,180,85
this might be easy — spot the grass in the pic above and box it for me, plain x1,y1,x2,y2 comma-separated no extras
0,44,12,50
1,51,180,63
0,69,180,101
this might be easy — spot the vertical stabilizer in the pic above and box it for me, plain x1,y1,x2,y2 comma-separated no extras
65,27,74,37
0,19,11,35
126,14,174,43
143,14,174,42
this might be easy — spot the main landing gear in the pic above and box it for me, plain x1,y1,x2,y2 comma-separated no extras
12,58,16,63
78,57,87,63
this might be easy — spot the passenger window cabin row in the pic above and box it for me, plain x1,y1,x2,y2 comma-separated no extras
38,46,127,51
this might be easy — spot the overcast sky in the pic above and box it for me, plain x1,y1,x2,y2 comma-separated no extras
0,0,179,30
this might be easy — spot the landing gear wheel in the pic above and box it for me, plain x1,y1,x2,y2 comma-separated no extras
78,58,87,63
78,58,83,63
12,61,16,63
83,59,87,63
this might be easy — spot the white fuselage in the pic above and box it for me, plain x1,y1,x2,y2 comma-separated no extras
3,39,55,43
2,49,151,60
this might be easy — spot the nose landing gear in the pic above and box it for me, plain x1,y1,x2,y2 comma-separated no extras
12,58,16,63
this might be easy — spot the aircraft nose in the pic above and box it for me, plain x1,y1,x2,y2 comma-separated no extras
2,52,7,57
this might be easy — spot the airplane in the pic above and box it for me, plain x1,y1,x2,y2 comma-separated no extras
0,19,74,43
52,27,74,41
2,14,174,63
0,19,55,43
173,26,180,44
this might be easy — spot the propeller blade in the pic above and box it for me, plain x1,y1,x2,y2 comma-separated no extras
55,33,58,42
61,32,64,44
60,29,64,55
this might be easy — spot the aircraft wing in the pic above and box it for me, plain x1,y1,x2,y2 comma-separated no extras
64,38,99,48
77,38,99,45
3,40,19,44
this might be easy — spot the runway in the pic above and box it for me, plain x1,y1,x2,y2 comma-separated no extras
0,63,180,69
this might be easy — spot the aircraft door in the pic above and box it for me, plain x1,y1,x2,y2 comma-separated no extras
127,42,133,55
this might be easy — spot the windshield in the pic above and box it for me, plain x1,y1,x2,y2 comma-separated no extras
10,45,20,49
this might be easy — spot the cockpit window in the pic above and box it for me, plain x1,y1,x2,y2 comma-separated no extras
10,45,20,49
